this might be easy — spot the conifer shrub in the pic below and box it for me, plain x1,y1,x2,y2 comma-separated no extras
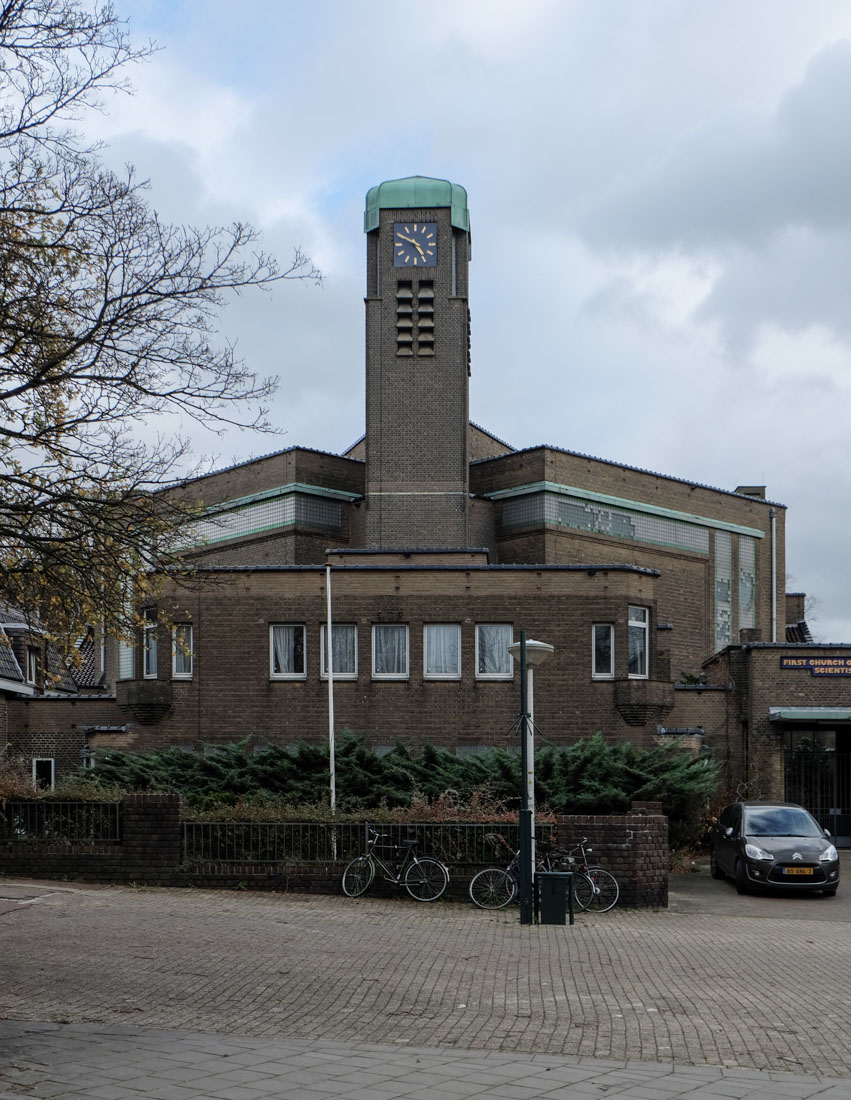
68,732,717,847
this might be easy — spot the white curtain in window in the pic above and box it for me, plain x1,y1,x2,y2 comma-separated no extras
477,624,511,675
425,624,460,676
323,624,356,675
374,624,407,676
173,625,193,676
272,625,303,675
628,607,648,678
143,618,157,678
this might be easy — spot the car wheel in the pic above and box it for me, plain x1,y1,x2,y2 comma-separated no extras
823,887,838,897
734,860,749,895
710,847,726,880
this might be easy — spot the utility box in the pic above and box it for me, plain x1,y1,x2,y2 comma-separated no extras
537,871,573,925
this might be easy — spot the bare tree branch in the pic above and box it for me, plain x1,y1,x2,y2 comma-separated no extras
0,0,321,645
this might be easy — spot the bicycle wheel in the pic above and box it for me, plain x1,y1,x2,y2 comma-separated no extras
342,855,374,898
469,867,516,910
404,857,449,901
573,868,619,913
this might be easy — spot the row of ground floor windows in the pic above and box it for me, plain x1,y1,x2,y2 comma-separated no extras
271,622,515,681
124,610,651,683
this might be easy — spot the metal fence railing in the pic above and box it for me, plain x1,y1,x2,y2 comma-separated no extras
1,801,122,844
181,820,556,867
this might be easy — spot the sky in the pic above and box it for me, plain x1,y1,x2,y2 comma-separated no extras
96,0,851,641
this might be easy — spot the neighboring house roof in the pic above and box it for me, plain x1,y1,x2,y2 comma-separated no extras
786,620,815,644
0,624,24,683
46,642,77,693
70,628,105,689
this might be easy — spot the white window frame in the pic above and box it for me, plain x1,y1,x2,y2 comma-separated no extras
423,624,462,680
591,623,614,680
171,624,194,680
372,624,410,680
475,623,514,680
269,624,307,680
142,609,158,679
25,646,39,685
32,758,54,790
321,623,358,680
628,606,649,680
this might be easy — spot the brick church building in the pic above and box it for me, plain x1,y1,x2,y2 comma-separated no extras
4,176,851,839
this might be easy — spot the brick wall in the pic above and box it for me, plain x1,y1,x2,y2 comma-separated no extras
0,794,181,884
1,796,669,907
364,207,471,547
556,801,669,908
51,563,670,760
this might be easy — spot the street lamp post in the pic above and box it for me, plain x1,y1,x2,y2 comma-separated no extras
508,632,554,925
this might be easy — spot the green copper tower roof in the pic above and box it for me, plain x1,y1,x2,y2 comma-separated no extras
364,175,469,232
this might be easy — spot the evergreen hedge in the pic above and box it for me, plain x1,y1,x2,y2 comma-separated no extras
68,733,717,848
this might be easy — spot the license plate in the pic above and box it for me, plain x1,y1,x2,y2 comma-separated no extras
781,866,813,876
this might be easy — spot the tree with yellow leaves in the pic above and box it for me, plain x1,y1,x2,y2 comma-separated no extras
0,1,320,649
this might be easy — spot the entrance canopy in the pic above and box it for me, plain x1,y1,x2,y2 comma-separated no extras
770,707,851,722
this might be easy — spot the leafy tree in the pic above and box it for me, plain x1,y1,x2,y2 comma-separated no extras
0,1,320,649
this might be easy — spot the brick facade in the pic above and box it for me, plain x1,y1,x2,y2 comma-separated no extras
2,174,846,825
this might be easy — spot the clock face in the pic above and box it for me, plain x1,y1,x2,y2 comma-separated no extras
393,222,437,267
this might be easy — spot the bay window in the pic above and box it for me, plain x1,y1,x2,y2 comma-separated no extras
628,606,649,679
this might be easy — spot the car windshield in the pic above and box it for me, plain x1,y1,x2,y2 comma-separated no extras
744,806,822,837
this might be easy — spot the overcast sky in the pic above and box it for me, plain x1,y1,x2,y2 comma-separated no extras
99,0,851,642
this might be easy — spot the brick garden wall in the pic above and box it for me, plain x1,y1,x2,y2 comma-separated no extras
1,796,669,908
0,794,181,884
556,801,669,909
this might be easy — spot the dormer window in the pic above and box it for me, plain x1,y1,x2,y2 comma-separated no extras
25,646,39,685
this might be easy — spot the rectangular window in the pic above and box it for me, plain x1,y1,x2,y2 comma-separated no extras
270,624,306,679
591,624,614,679
738,535,756,632
33,758,54,790
372,624,409,679
424,624,461,679
321,623,357,679
142,609,158,679
172,624,193,679
25,646,39,685
118,638,134,680
628,606,649,679
715,530,733,650
475,624,513,680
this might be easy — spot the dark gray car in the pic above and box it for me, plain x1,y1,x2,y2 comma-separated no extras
710,801,840,896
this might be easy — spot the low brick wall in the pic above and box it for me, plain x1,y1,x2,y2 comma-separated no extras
0,794,181,886
1,796,669,907
556,801,668,908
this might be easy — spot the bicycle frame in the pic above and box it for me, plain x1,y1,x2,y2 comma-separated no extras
366,831,425,884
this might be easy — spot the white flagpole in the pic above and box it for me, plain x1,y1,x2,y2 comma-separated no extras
325,564,336,814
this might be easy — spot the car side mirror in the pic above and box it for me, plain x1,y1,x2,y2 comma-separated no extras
824,828,832,837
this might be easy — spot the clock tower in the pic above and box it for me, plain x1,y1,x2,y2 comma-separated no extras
363,176,472,547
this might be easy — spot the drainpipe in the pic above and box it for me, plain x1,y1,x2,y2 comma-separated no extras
769,508,777,643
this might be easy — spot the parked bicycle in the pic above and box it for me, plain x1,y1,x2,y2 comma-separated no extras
557,837,619,912
468,834,619,913
468,833,560,910
342,827,449,902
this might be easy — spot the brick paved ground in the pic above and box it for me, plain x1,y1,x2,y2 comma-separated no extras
1,875,850,1086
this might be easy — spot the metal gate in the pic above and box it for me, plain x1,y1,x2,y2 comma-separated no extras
785,751,851,846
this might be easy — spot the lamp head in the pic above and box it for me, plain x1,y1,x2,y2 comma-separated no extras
507,639,554,667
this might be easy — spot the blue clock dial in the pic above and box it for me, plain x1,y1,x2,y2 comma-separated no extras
393,222,437,267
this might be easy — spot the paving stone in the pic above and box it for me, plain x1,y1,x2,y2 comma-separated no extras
1,881,851,1098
